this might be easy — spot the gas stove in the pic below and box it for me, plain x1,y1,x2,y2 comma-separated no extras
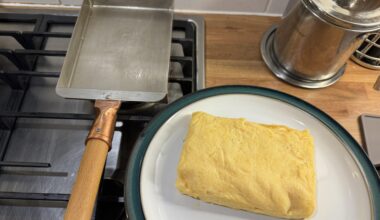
0,11,204,219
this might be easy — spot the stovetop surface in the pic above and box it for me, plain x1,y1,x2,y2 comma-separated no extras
0,12,204,220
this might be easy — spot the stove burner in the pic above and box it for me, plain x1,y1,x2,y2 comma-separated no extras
0,12,204,220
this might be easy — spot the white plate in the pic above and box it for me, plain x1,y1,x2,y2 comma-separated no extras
126,86,379,220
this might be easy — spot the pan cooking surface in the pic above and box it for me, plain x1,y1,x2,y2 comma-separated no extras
57,1,173,102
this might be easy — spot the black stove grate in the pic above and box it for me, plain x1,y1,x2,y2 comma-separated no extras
0,13,196,168
0,13,198,219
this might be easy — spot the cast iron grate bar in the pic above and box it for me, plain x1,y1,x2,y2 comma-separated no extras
0,161,51,168
169,77,193,83
0,31,23,35
22,31,72,38
0,112,152,122
0,70,60,77
0,31,194,41
0,13,43,22
0,70,193,83
171,56,193,62
0,192,70,204
172,38,193,43
14,49,67,56
0,192,124,207
10,50,194,59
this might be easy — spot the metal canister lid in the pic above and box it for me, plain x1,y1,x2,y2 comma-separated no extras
303,0,380,32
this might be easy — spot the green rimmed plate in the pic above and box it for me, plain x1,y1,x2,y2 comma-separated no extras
126,85,380,220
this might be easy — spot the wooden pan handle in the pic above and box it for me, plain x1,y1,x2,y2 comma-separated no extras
64,100,121,220
64,139,108,220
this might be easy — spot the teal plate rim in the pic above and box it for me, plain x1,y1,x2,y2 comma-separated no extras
125,85,380,220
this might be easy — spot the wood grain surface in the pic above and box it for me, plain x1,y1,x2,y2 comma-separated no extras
203,14,380,146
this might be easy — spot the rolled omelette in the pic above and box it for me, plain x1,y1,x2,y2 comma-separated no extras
176,112,316,219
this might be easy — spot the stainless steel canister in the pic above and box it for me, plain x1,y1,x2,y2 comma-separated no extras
261,0,380,88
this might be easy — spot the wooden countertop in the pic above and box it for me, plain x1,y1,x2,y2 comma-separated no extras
204,14,380,145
